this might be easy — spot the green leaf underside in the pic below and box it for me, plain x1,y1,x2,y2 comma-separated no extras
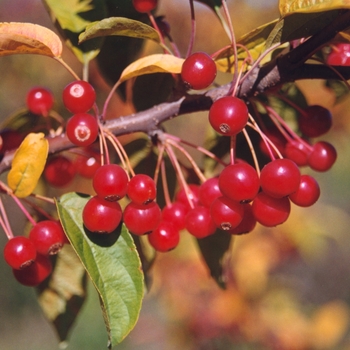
56,192,144,347
79,17,160,44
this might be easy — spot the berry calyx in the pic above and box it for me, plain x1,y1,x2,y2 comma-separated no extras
181,52,217,90
132,0,157,13
62,80,96,114
66,113,99,147
260,158,301,198
26,87,54,116
12,254,52,287
308,141,337,172
4,236,37,270
148,222,180,252
29,220,65,255
44,155,76,187
289,174,320,207
209,96,248,136
82,196,123,233
219,162,260,202
93,164,129,201
127,174,157,205
185,206,216,238
123,201,161,235
252,192,291,227
210,196,244,231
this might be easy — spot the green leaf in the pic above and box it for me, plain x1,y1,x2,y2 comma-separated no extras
279,0,350,17
56,192,144,347
37,244,87,342
196,230,232,289
79,17,161,44
43,0,107,63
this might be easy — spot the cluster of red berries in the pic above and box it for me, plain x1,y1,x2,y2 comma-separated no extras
82,164,180,252
3,220,66,286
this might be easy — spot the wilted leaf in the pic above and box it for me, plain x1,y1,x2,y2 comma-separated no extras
56,192,144,347
7,133,49,198
120,54,184,83
37,244,87,342
0,22,62,57
279,0,350,17
196,230,232,289
79,17,160,44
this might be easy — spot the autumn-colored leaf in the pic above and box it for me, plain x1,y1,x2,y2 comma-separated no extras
7,133,49,198
0,22,62,57
120,54,184,83
79,17,161,44
279,0,350,17
57,192,144,347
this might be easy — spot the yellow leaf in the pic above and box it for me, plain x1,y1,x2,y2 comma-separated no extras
44,0,93,33
7,133,49,198
0,22,62,57
120,54,184,83
279,0,350,17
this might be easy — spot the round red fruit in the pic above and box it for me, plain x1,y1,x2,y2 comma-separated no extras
219,162,260,202
185,206,216,238
93,164,128,201
123,201,161,235
74,148,101,178
327,43,350,66
181,52,217,90
82,196,123,233
308,141,337,172
26,87,54,116
29,220,65,255
175,184,200,209
162,202,187,231
252,192,291,227
199,177,222,208
289,175,320,207
284,140,311,166
209,96,248,136
44,155,76,187
132,0,157,13
298,105,332,138
62,80,96,113
148,222,180,252
210,196,244,231
127,174,157,205
4,236,37,270
228,203,256,235
12,254,52,287
260,158,301,198
66,113,99,147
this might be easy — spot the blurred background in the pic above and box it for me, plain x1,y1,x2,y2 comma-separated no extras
1,1,350,349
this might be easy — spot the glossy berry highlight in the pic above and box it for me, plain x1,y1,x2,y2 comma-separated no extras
181,52,217,90
62,80,96,113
